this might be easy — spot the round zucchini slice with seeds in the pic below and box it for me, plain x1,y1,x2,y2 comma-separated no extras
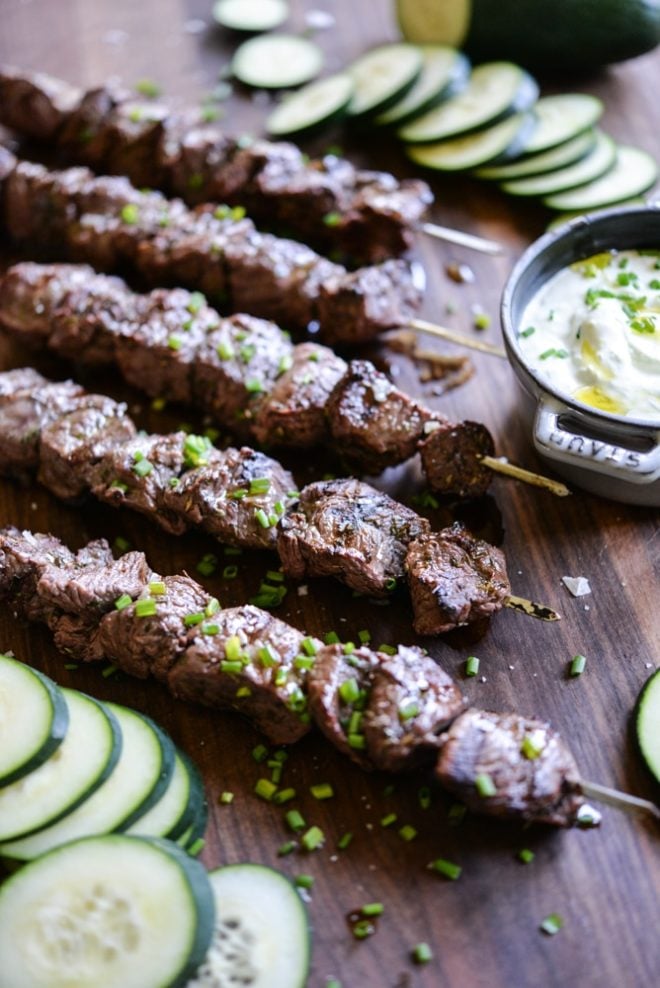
267,73,354,138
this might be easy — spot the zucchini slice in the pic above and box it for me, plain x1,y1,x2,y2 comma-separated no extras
407,111,535,172
213,0,289,32
546,198,647,230
128,748,206,843
0,702,175,861
521,94,604,156
188,864,310,988
0,834,215,988
267,73,354,138
375,46,470,127
501,131,617,197
232,35,324,89
543,145,658,211
0,655,68,788
398,61,539,144
347,43,423,118
0,690,120,843
636,668,660,785
476,128,597,181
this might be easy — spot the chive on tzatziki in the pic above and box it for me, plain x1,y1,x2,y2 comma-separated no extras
518,249,660,422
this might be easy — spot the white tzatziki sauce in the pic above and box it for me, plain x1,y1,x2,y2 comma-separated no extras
518,248,660,422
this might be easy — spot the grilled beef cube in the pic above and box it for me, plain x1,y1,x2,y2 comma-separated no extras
363,646,468,773
226,233,340,330
97,102,169,189
165,124,239,204
167,605,312,744
4,160,91,245
0,374,85,480
0,527,77,623
252,343,347,448
113,287,211,403
435,709,584,827
37,546,151,617
96,574,212,680
163,446,295,550
419,421,495,498
307,644,379,768
58,84,125,168
38,393,136,500
337,171,432,263
0,65,79,139
194,313,293,436
327,360,437,473
91,432,190,535
0,263,98,346
277,479,429,597
405,524,510,636
316,259,422,346
47,268,136,365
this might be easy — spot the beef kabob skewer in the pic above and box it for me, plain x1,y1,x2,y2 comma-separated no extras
0,260,569,498
0,65,504,263
0,368,559,635
1,527,656,825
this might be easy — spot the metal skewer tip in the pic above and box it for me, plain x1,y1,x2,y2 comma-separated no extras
480,456,572,497
410,318,507,358
505,595,561,622
580,780,660,823
420,221,506,256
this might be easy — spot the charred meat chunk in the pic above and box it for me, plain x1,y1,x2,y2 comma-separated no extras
168,605,312,744
252,342,347,448
37,394,136,500
418,421,495,498
435,709,584,827
0,262,100,345
278,479,429,597
0,64,79,139
405,523,510,636
0,374,85,480
194,313,293,436
0,527,78,623
96,574,213,680
327,360,437,473
91,432,189,535
163,446,295,551
363,646,468,773
36,547,151,619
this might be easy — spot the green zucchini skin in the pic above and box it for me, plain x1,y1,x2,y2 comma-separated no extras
0,660,69,788
463,0,660,70
635,668,660,785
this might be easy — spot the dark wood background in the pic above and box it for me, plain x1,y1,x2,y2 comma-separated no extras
1,1,658,986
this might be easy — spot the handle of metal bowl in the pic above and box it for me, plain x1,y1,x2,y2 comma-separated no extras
533,397,660,485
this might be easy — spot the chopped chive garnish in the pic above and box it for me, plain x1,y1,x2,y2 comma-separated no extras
113,536,131,554
167,335,182,351
252,744,269,763
278,841,296,856
378,643,397,655
148,581,166,596
343,642,356,655
539,347,569,360
447,803,466,827
101,664,118,679
520,326,536,338
521,735,544,760
183,434,212,469
380,813,397,828
352,920,374,940
135,599,157,618
133,458,153,477
398,825,417,842
540,913,564,936
205,597,220,617
347,733,366,750
135,78,161,98
285,810,306,833
224,546,242,556
183,611,205,627
216,340,235,361
202,623,219,635
246,378,264,394
186,291,206,314
277,353,293,375
223,565,238,579
465,655,480,677
64,663,79,671
294,655,315,671
220,661,242,675
361,902,384,917
418,786,432,810
324,631,340,645
385,577,397,591
187,838,205,856
219,791,234,805
295,874,314,889
429,858,462,880
269,763,282,785
412,943,433,965
120,203,139,224
258,644,278,667
301,826,325,851
398,702,419,722
300,636,318,656
248,477,271,495
224,636,243,662
254,778,278,801
357,629,371,644
266,569,284,583
473,311,491,330
570,654,587,677
114,593,132,611
310,783,334,800
475,773,496,797
254,508,271,528
273,787,296,805
109,479,128,493
236,686,251,698
518,848,535,864
339,678,360,704
348,711,363,736
337,832,353,850
323,211,341,227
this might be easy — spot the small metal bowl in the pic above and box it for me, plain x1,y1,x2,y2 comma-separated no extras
501,205,660,506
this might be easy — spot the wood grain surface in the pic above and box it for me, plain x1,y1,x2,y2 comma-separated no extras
0,2,658,986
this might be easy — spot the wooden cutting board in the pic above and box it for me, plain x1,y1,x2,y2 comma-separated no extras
0,2,658,985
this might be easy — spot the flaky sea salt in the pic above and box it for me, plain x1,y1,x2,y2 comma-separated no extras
561,575,592,597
